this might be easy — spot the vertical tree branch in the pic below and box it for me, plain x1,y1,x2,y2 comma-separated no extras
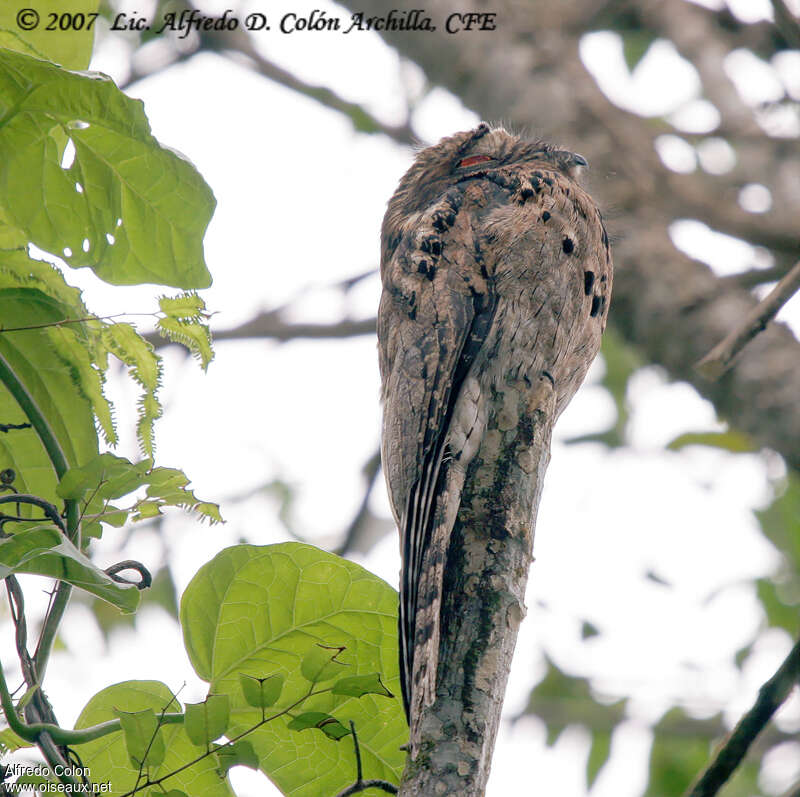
400,378,556,795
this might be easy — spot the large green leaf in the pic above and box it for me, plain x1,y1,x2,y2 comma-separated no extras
0,1,98,70
180,543,406,797
0,49,214,288
74,681,235,797
0,285,98,508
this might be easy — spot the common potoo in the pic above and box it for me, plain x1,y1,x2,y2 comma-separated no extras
378,124,612,723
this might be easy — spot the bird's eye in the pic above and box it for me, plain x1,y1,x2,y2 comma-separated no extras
457,154,493,168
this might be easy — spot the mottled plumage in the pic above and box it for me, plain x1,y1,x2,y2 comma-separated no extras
378,124,612,722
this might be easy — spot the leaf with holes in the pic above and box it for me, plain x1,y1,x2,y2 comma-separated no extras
0,49,214,289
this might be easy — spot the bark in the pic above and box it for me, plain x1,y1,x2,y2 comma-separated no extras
400,375,555,795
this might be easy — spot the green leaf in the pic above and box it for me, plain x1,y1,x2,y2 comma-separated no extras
143,565,180,619
331,673,393,699
240,673,284,709
644,708,713,797
0,526,62,578
0,726,34,753
580,620,599,640
74,681,235,797
57,452,221,531
0,285,99,508
0,1,99,69
523,658,626,747
158,292,206,320
756,472,800,570
4,526,141,611
0,49,215,289
184,694,230,747
102,323,163,454
57,451,150,501
756,577,800,636
180,542,406,797
667,430,756,453
300,643,349,684
0,249,88,317
116,708,165,769
214,740,259,776
287,712,351,741
156,315,213,371
621,31,658,73
586,730,611,788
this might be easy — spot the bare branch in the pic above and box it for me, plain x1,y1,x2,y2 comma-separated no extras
696,260,800,378
146,312,376,349
334,449,382,556
684,636,800,797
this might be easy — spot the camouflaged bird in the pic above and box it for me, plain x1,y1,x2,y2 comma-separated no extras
378,123,612,724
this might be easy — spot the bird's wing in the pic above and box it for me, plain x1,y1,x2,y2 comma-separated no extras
378,183,496,719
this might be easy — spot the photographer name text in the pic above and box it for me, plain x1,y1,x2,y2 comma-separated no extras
15,8,497,36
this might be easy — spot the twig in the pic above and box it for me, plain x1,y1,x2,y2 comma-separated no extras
696,259,800,379
333,779,398,796
334,449,382,556
0,494,67,535
146,312,376,349
684,636,800,797
333,725,398,797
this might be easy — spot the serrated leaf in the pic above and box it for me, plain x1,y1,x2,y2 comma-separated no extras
300,644,349,685
240,673,284,709
287,712,351,741
159,292,205,321
156,316,213,371
103,323,160,390
184,694,230,747
214,740,259,776
331,673,393,699
116,708,165,770
180,543,406,797
0,249,88,317
0,49,215,289
75,681,234,797
46,324,116,444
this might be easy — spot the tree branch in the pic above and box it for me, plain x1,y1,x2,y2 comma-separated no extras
684,636,800,797
696,259,800,378
401,377,556,794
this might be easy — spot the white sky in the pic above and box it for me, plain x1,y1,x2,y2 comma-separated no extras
4,2,800,795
